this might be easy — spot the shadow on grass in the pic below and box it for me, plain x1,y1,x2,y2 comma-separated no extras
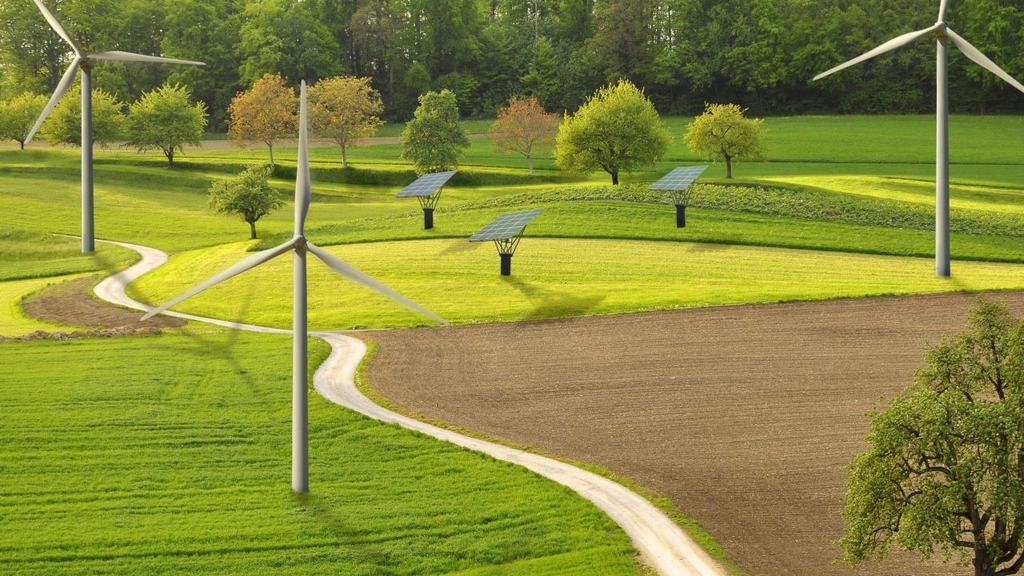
503,275,606,320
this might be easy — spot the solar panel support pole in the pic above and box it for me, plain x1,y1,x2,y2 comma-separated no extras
417,192,441,230
500,253,512,276
675,204,686,228
423,207,434,229
493,232,523,276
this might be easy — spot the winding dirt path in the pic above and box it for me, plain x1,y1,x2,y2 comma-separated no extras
91,239,727,576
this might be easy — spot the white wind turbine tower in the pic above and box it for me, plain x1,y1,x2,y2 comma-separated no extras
143,81,447,493
813,0,1024,277
25,0,204,254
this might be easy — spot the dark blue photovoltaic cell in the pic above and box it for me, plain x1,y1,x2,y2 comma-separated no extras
468,209,544,241
649,166,708,190
395,170,457,197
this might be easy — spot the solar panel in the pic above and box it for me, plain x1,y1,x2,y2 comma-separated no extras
469,209,544,242
649,166,708,191
395,170,457,197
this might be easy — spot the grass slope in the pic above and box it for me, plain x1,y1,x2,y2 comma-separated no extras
128,238,1024,330
0,331,641,575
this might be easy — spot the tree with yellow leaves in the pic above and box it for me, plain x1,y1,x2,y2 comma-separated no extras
227,73,296,167
309,76,384,169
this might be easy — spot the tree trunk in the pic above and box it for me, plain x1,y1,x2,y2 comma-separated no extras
725,155,733,179
268,144,275,168
19,139,25,151
610,169,619,185
166,148,175,168
248,220,257,240
342,144,348,169
527,153,534,176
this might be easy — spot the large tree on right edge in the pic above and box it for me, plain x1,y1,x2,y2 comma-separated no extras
554,79,670,185
840,299,1024,576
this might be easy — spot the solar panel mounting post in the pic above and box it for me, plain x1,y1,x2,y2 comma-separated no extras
675,204,686,228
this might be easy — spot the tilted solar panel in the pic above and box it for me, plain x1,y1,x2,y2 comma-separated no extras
469,209,544,242
649,166,708,191
395,170,457,197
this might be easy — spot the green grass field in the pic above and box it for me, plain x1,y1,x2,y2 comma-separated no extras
0,332,640,575
2,113,1024,575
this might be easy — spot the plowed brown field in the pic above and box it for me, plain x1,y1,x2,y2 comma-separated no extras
366,292,1024,576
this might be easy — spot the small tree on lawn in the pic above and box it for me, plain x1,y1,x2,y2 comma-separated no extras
684,103,765,179
839,298,1024,576
310,76,384,169
487,95,558,176
208,165,284,239
0,92,46,150
400,89,469,174
227,73,296,167
39,85,124,147
126,83,208,168
554,79,670,185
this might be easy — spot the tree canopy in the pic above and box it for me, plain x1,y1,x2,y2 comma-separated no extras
227,73,296,167
208,165,284,239
4,0,1024,128
487,95,558,175
310,76,384,169
555,79,670,185
38,85,124,147
125,84,208,167
683,103,765,179
0,92,46,150
400,89,469,174
840,299,1024,576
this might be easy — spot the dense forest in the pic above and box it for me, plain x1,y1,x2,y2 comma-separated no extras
2,0,1024,131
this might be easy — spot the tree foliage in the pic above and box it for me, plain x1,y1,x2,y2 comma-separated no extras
38,85,124,147
840,299,1024,576
125,84,208,168
683,103,765,179
487,95,558,175
0,92,46,150
227,73,296,167
310,76,384,169
555,79,670,185
208,165,283,240
400,89,469,174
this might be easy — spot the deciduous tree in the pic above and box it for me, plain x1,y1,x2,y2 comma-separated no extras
400,89,469,174
840,298,1024,576
554,79,670,185
227,73,296,167
125,83,207,168
310,76,384,169
208,165,283,240
487,95,557,175
0,92,46,150
683,103,765,179
38,85,124,147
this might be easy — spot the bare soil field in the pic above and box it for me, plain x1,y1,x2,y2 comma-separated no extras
19,275,184,332
366,292,1024,576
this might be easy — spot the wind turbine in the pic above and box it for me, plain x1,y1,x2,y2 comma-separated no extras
813,0,1024,277
143,81,446,493
25,0,204,254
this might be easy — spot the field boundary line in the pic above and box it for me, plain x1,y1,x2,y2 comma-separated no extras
93,238,728,576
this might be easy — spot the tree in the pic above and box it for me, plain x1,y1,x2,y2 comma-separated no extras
310,76,384,169
487,95,558,175
38,85,124,147
208,165,284,240
683,103,765,179
400,89,470,174
125,84,207,168
554,79,670,185
840,299,1024,576
227,73,296,167
0,92,46,150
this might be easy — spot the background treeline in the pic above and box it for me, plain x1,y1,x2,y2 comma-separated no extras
3,0,1024,132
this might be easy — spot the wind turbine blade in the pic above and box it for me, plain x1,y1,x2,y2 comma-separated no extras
141,238,298,320
31,0,80,56
89,51,205,66
946,29,1024,95
295,81,311,235
938,0,950,22
26,58,80,144
813,23,943,80
306,242,448,325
